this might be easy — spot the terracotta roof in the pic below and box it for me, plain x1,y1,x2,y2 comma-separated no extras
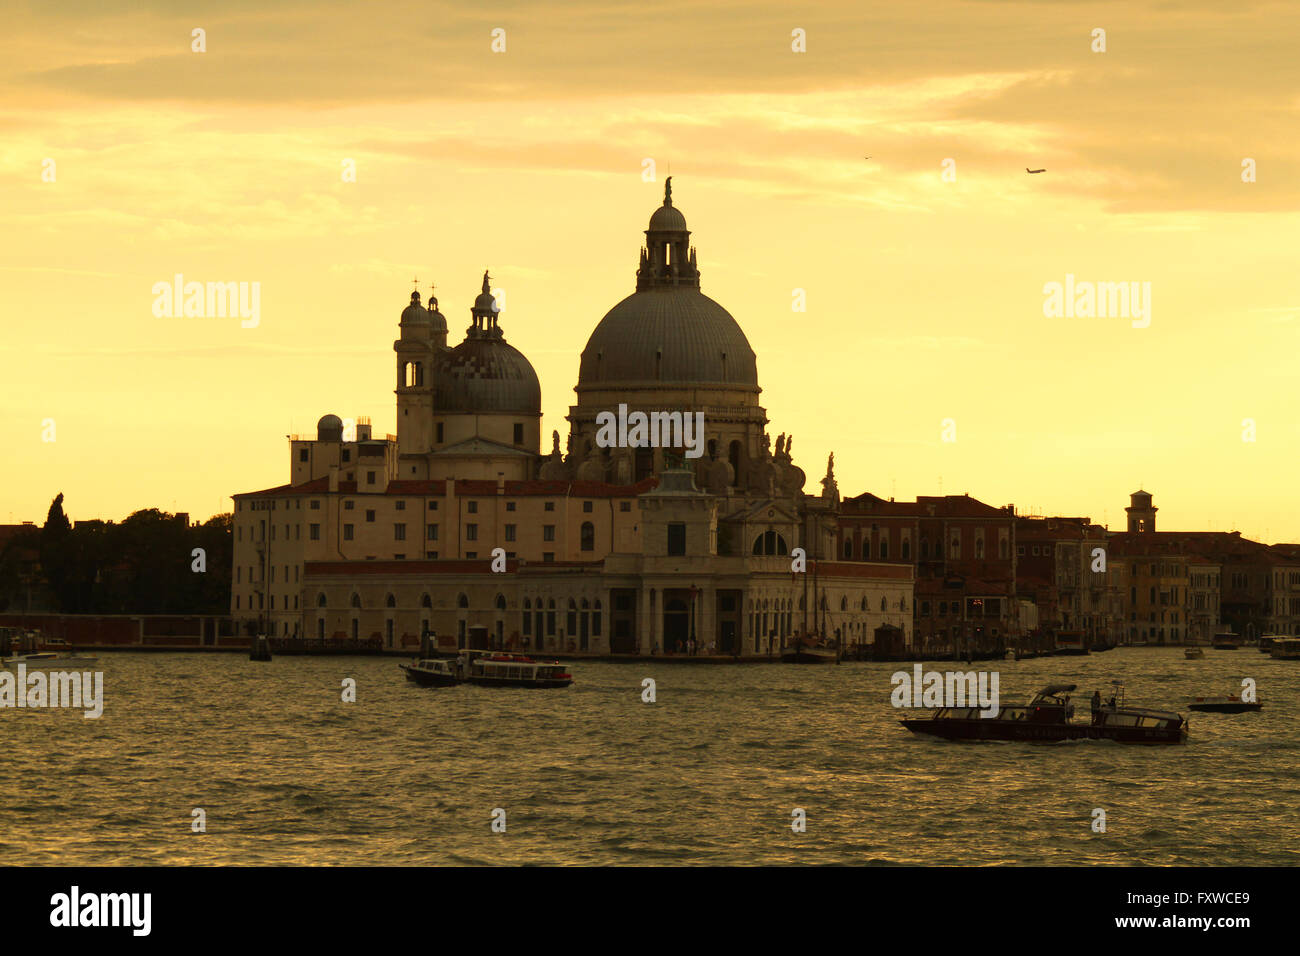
841,492,1012,519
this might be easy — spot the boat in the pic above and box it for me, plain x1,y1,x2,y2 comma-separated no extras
1270,637,1300,660
1053,630,1089,656
1259,635,1285,655
780,641,837,663
249,634,272,661
1187,694,1261,713
1211,631,1241,650
400,657,462,687
899,682,1187,744
0,628,97,667
1184,646,1204,659
463,650,573,688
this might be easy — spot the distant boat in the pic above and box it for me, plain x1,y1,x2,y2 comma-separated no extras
1053,630,1089,656
1184,647,1204,659
1211,632,1241,650
1259,635,1285,654
2,651,99,668
780,642,837,663
1270,638,1300,660
1188,695,1261,713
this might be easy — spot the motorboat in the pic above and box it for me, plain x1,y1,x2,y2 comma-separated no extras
1211,631,1241,650
0,628,97,667
400,657,461,687
1187,694,1262,713
1258,635,1283,654
900,682,1187,744
1184,646,1204,659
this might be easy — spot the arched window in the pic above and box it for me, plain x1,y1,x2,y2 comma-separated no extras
495,594,507,610
880,540,889,560
524,598,532,610
840,596,848,611
843,539,853,559
350,593,361,609
752,531,788,555
861,596,868,611
880,596,888,612
421,593,432,609
317,593,327,608
457,593,469,609
580,521,595,552
728,440,743,486
920,538,930,559
547,599,556,635
975,539,985,559
593,599,602,636
861,540,870,560
902,539,911,560
385,593,396,608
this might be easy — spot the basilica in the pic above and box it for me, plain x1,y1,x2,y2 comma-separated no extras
230,181,914,655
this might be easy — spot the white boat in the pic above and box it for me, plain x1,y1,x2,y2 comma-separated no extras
2,651,99,668
463,650,573,688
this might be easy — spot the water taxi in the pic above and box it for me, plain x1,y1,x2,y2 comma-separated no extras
401,650,574,688
0,628,98,667
464,651,573,688
1187,694,1261,713
900,682,1187,744
1259,635,1284,654
780,641,837,663
1270,637,1300,659
1184,646,1204,659
1211,631,1241,650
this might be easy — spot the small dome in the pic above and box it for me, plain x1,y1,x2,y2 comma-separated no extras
649,203,687,232
401,291,429,324
427,297,448,333
317,414,343,441
435,337,541,415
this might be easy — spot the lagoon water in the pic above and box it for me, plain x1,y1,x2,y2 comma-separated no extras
3,648,1298,865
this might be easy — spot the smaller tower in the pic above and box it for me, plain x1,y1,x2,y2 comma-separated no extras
1126,489,1157,533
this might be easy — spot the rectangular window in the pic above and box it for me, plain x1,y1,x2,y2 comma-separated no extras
299,448,309,462
466,524,478,541
505,524,516,542
342,449,351,462
436,423,444,443
428,500,439,510
543,525,555,542
667,523,687,556
344,524,354,541
426,550,438,559
311,500,320,510
468,501,478,514
394,523,406,541
396,500,406,511
344,500,355,510
427,524,439,541
544,552,554,563
506,501,516,512
367,471,376,483
310,524,320,540
583,501,593,513
544,501,555,512
513,423,524,444
365,509,376,522
620,501,631,512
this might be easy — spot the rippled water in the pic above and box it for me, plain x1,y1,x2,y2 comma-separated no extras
3,648,1297,865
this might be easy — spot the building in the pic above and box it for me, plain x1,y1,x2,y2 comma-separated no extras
837,492,1017,651
231,181,913,654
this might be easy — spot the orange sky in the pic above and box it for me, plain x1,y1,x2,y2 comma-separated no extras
3,0,1298,540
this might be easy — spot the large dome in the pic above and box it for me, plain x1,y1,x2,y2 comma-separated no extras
436,336,541,414
578,288,758,388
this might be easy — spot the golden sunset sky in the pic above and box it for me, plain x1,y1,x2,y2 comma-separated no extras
2,0,1297,539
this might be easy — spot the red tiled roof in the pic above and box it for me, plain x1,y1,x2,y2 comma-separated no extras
841,492,1013,519
814,561,913,580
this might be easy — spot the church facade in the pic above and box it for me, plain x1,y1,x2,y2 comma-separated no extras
230,182,913,655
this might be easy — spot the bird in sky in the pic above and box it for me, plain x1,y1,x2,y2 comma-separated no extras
1026,167,1046,174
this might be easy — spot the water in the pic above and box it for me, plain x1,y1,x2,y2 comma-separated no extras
3,649,1297,865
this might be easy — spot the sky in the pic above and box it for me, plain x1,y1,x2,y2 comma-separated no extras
2,0,1298,540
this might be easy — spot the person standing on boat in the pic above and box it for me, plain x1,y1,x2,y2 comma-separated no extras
1091,690,1102,725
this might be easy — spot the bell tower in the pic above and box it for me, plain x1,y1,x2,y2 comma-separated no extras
394,284,443,471
1126,489,1157,533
